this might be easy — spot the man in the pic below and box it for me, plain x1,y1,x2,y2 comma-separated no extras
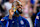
19,0,33,27
34,12,40,27
0,2,30,27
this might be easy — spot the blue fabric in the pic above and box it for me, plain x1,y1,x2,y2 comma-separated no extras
34,19,40,27
37,12,40,16
13,10,19,16
0,15,30,27
30,0,35,4
0,21,4,27
34,12,40,27
16,10,19,15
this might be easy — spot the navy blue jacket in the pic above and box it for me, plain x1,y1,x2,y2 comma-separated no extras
0,15,30,27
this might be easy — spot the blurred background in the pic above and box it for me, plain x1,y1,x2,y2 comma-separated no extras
0,0,40,27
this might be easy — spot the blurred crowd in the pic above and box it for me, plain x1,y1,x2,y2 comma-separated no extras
0,0,40,27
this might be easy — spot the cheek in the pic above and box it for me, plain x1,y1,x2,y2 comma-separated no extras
11,12,14,15
11,12,13,14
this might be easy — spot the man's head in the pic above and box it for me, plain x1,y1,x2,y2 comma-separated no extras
12,1,22,15
15,4,22,15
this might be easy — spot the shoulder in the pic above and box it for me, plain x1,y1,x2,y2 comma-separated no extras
2,15,9,20
20,16,30,27
37,12,40,14
20,16,29,23
36,12,40,19
37,12,40,16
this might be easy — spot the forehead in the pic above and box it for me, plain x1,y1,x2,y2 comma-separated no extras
12,1,17,6
13,1,20,5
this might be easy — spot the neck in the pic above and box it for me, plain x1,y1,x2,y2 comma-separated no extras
14,14,19,17
9,14,12,20
9,14,19,19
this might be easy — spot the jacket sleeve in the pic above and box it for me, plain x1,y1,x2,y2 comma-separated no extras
0,20,5,27
34,19,37,27
34,12,40,27
34,18,40,27
0,16,8,27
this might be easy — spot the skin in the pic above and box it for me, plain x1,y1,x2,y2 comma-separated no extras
9,8,14,20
